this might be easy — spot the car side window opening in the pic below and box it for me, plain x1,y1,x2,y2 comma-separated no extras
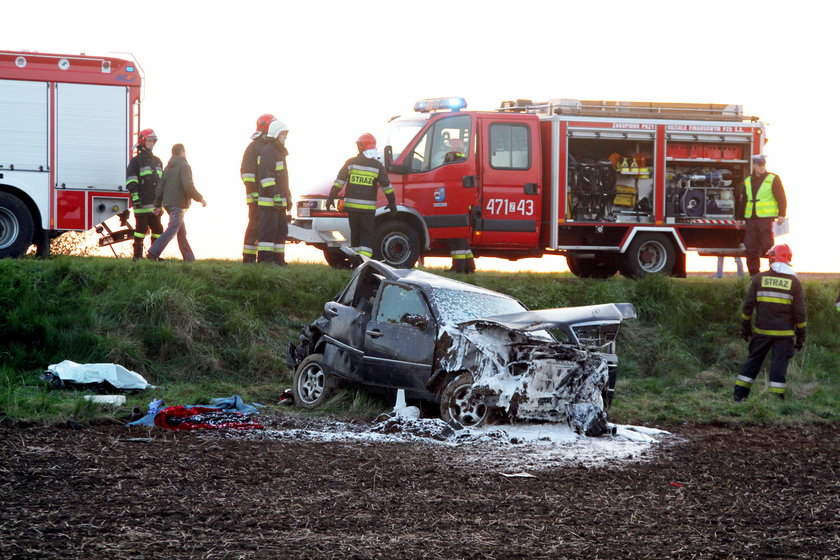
489,123,530,170
409,115,471,173
348,271,382,314
375,284,430,327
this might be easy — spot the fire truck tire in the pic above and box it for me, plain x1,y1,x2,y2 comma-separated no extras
619,233,676,278
323,247,352,269
373,220,421,269
566,255,618,279
0,192,34,259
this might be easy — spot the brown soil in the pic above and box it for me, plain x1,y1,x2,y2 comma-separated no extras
1,416,837,560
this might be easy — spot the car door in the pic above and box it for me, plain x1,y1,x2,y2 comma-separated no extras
363,282,436,392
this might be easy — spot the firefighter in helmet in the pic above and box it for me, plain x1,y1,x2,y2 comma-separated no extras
126,128,164,260
733,243,806,402
256,119,291,265
735,154,787,276
326,133,397,261
442,138,475,274
240,113,276,263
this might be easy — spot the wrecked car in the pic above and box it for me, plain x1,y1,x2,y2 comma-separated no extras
287,261,636,435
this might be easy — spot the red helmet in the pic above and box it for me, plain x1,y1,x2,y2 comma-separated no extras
356,133,376,152
766,243,792,265
256,113,276,134
138,128,158,144
449,139,465,152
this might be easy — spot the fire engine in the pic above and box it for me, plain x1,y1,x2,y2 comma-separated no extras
291,96,763,277
0,50,141,258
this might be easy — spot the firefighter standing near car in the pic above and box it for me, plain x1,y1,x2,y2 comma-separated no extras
126,128,164,260
733,243,806,402
326,133,397,260
442,139,476,274
240,113,276,263
256,120,291,265
735,154,787,276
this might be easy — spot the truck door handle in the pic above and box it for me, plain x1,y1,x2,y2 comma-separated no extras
462,175,478,188
366,329,383,338
524,183,538,195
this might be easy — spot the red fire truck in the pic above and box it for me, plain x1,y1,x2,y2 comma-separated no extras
0,50,141,258
290,97,763,277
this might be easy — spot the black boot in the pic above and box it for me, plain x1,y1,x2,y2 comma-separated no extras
733,385,750,402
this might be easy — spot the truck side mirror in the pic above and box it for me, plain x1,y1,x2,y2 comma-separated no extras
384,145,393,170
462,175,477,188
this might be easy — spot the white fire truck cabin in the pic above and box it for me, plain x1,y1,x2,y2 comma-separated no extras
0,50,141,257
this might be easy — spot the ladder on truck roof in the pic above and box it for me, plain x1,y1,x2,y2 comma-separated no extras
499,98,757,122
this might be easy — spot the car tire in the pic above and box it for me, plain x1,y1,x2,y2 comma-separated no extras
0,192,35,259
619,233,676,278
439,372,488,427
292,353,335,409
323,247,352,269
566,255,618,279
373,220,421,269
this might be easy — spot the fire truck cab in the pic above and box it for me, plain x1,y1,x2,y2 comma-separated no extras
290,97,762,277
0,50,141,258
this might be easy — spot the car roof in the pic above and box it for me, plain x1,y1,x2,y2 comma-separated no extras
357,261,516,299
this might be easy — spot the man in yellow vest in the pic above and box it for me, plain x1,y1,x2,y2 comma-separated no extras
735,154,787,275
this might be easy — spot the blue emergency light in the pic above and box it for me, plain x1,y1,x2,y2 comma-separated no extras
414,97,467,113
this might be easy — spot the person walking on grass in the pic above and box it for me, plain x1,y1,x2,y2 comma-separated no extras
733,243,806,402
147,143,206,262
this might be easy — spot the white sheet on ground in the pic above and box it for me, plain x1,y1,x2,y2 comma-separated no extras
48,360,152,390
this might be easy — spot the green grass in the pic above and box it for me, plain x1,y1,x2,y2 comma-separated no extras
2,256,839,426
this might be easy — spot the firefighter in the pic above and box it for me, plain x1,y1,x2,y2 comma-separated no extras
240,113,276,263
733,243,806,402
256,120,291,265
735,154,787,276
126,128,164,260
442,139,475,274
326,133,397,260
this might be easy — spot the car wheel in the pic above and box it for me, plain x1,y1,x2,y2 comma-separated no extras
373,220,421,269
292,353,335,409
566,255,618,279
439,372,488,427
0,192,35,259
323,247,352,269
619,233,676,278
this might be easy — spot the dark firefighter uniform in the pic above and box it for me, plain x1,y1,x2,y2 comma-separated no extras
240,135,267,263
328,154,396,258
734,266,807,401
735,170,786,276
126,148,163,259
256,141,290,264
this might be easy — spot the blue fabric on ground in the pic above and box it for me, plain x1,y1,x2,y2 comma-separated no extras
126,396,263,427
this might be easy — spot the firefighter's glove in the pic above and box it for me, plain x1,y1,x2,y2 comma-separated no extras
326,197,335,211
795,329,806,351
388,202,398,216
740,320,752,342
285,209,293,223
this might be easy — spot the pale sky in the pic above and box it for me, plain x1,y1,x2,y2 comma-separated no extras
5,1,838,272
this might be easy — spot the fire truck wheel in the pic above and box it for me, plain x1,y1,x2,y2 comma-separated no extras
323,248,352,269
373,220,421,269
0,192,34,259
619,233,676,278
566,255,618,279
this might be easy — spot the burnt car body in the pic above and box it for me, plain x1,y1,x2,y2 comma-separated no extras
287,261,635,435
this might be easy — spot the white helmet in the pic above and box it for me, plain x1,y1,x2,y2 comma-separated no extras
267,120,289,140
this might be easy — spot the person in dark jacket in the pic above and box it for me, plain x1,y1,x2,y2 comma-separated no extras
256,120,291,265
326,133,396,260
240,113,275,263
126,128,164,260
735,154,787,276
147,144,206,262
733,243,806,402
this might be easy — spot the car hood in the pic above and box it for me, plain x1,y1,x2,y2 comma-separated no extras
462,303,636,332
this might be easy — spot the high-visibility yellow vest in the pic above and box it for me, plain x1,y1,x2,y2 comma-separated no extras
744,174,779,218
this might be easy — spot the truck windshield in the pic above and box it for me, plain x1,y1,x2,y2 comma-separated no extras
431,287,527,325
383,118,425,160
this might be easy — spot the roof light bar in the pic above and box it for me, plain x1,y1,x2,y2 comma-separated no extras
414,97,467,113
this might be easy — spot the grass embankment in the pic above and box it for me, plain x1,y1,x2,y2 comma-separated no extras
2,257,838,426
